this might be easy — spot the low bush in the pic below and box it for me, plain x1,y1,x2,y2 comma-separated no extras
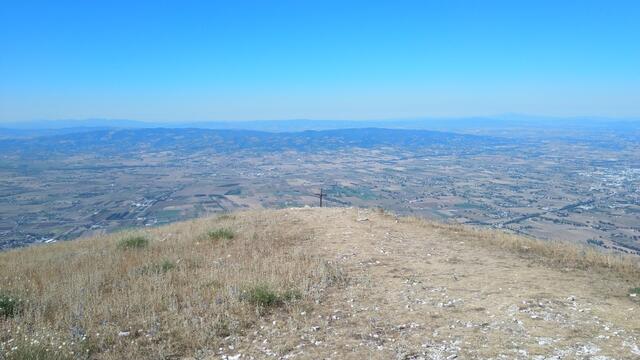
0,291,21,318
207,228,234,241
242,284,302,308
117,235,149,249
159,259,176,273
243,284,280,307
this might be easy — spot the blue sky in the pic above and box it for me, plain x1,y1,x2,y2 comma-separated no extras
0,0,639,122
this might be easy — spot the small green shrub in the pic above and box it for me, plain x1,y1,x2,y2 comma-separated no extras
630,287,640,295
207,228,234,241
241,285,302,308
159,259,176,273
243,285,280,307
0,292,21,318
118,235,149,249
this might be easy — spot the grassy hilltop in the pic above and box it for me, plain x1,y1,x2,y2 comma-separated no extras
1,207,640,359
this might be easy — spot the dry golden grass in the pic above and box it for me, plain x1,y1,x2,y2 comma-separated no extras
1,207,639,359
0,211,342,359
402,215,640,280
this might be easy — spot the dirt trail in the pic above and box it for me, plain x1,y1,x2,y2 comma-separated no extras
229,207,640,359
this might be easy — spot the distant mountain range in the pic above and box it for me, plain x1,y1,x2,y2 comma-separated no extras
0,127,509,157
1,115,639,137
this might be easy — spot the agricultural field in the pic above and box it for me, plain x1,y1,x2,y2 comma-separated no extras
1,127,639,254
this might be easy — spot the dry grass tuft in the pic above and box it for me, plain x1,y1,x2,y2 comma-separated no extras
4,344,73,360
0,210,340,359
402,215,640,280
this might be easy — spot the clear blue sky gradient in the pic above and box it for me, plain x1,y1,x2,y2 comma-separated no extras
1,0,639,121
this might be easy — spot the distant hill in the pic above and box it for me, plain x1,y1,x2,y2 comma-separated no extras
2,115,639,137
1,207,638,359
0,127,115,140
0,127,509,157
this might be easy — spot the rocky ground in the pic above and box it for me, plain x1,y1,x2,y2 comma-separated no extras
215,207,639,359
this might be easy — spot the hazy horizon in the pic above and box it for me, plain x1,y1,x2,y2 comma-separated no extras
2,113,640,126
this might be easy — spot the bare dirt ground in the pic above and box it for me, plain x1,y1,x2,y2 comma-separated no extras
222,207,640,359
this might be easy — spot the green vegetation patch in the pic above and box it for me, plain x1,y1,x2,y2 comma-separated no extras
0,291,22,318
158,259,176,273
117,235,149,250
630,287,640,295
4,344,72,360
243,285,279,307
207,228,235,241
241,284,301,308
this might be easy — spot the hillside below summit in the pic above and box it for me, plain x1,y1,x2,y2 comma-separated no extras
1,207,639,359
